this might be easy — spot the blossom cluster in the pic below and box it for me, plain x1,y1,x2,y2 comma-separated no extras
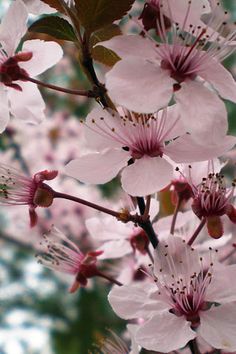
1,0,236,353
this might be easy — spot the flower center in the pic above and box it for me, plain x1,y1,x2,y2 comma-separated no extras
160,28,206,84
192,173,232,218
0,52,32,90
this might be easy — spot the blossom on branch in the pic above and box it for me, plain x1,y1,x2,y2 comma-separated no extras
37,226,102,293
0,164,58,227
65,106,236,196
109,236,236,352
0,0,63,133
103,1,236,141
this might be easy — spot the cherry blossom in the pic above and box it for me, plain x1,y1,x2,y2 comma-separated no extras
85,199,159,259
185,168,236,239
0,0,63,133
103,1,236,141
65,105,236,196
86,215,149,259
37,226,103,293
109,236,236,352
0,164,58,227
139,0,211,34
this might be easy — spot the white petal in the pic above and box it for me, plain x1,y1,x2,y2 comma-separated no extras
136,312,196,353
65,149,130,184
165,134,236,163
121,157,173,197
0,0,28,55
8,82,45,124
199,304,236,352
0,87,10,133
206,264,236,303
20,40,63,76
199,58,236,103
106,57,174,113
108,283,166,320
175,80,228,144
100,35,157,59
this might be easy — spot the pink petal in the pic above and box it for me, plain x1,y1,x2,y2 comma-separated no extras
199,58,236,103
65,149,130,184
163,0,210,29
20,39,63,76
121,157,173,196
97,239,132,259
84,107,123,150
108,283,166,320
205,264,236,303
86,216,131,241
175,80,228,144
0,0,28,55
136,312,196,352
8,82,45,124
165,134,236,163
24,0,57,15
153,235,201,286
127,324,140,354
100,35,157,59
161,105,185,141
199,304,236,352
106,57,174,113
0,87,10,133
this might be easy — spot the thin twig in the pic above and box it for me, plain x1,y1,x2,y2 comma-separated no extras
170,196,181,234
26,76,95,97
188,218,206,246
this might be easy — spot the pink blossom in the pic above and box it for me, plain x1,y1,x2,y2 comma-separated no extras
37,226,102,293
65,105,236,196
139,0,211,34
109,236,236,352
86,199,159,259
86,217,150,259
0,164,58,227
103,2,236,141
179,163,236,238
0,0,63,132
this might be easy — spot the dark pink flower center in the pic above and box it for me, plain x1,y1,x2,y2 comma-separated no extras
0,52,32,90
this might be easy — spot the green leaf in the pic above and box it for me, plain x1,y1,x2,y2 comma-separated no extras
90,24,121,67
90,24,122,47
91,45,120,67
75,0,135,33
40,0,66,13
28,16,77,42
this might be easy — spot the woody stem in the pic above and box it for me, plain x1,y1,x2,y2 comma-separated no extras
137,197,159,249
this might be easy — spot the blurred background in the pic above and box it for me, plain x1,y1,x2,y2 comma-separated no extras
0,0,236,353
